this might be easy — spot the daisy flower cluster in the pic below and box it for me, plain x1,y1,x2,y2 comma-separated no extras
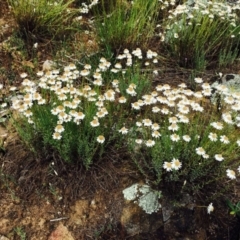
158,0,240,69
79,0,99,14
122,77,240,181
158,0,176,10
163,0,240,41
10,48,158,165
167,1,240,25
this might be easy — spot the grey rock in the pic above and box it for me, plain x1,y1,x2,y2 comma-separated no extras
122,183,161,214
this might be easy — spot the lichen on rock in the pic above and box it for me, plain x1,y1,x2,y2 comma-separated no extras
122,183,161,214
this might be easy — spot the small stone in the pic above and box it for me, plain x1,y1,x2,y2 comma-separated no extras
48,223,74,240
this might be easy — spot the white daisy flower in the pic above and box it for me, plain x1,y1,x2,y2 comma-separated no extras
1,103,7,108
178,105,190,114
93,72,102,79
55,124,64,133
84,64,91,70
196,147,206,156
208,132,218,142
183,89,193,96
210,122,223,130
207,203,214,214
9,86,17,91
168,123,179,132
155,85,163,91
90,118,100,127
131,102,141,110
135,139,143,144
170,134,180,142
145,139,155,147
169,117,178,124
163,162,172,172
214,154,224,161
75,112,85,120
136,122,142,127
118,96,127,103
226,169,236,180
166,100,175,107
138,100,144,106
96,110,106,118
152,106,160,113
220,135,230,144
147,49,154,59
115,63,122,69
202,154,209,159
152,131,161,138
194,91,203,98
161,107,170,115
191,103,204,112
183,135,191,142
174,33,179,38
119,127,128,134
53,132,62,140
194,77,203,84
58,112,68,121
224,96,235,105
104,89,115,101
222,113,233,124
142,119,152,127
20,72,28,78
162,84,171,90
178,83,187,88
201,83,211,89
202,89,212,96
97,135,105,144
93,79,102,86
58,93,67,101
37,71,44,77
178,115,189,123
69,110,77,117
126,86,137,96
232,103,240,111
112,79,119,87
80,69,90,76
171,158,182,170
151,123,160,131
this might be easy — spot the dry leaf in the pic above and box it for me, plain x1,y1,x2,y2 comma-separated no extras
22,60,35,69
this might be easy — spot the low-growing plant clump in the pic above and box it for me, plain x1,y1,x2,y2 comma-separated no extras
8,0,79,42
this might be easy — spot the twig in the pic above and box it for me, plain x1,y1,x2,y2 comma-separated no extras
49,217,69,222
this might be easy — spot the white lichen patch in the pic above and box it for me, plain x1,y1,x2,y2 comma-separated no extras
123,183,161,214
122,183,139,201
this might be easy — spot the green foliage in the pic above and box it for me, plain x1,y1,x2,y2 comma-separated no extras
14,226,26,240
94,0,160,50
227,199,240,218
8,0,78,42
